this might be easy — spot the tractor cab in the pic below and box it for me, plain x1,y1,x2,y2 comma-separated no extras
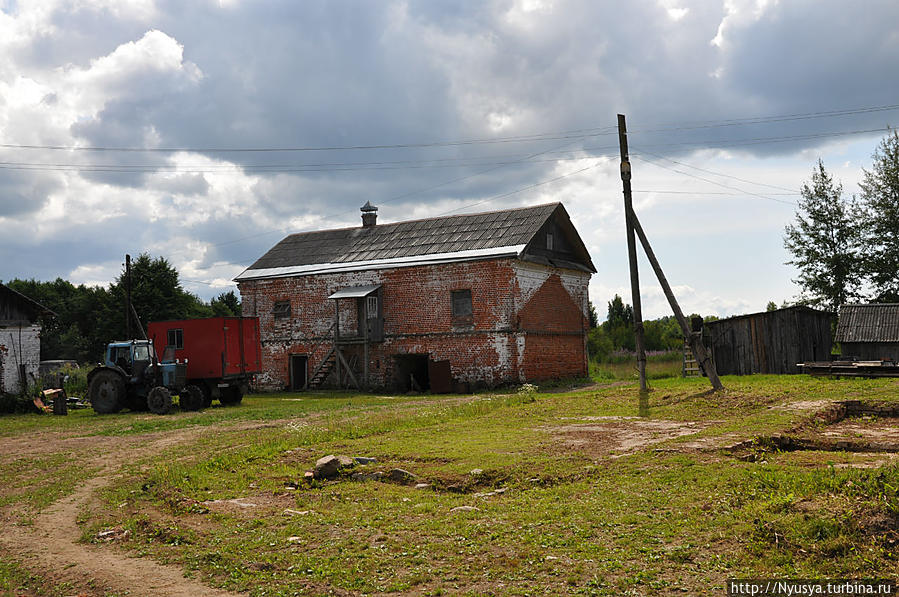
105,340,153,380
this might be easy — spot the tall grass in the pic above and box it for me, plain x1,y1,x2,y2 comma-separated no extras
590,349,683,381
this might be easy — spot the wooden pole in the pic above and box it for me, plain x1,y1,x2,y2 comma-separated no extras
617,114,648,391
630,212,724,391
125,254,132,340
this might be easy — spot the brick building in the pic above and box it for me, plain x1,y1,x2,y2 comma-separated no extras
235,202,595,391
0,283,52,395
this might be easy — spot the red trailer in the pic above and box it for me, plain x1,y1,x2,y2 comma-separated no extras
147,317,261,406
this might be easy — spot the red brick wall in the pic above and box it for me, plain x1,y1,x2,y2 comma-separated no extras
238,258,590,390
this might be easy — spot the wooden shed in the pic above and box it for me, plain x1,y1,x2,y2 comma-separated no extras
704,306,833,375
835,304,899,361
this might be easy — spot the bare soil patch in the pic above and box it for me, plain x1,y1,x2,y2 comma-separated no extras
549,416,714,458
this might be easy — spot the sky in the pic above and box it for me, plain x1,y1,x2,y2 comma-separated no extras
1,0,898,320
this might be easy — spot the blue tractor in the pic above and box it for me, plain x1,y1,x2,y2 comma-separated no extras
86,339,202,414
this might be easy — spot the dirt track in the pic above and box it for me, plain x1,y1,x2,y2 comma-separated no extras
0,427,246,596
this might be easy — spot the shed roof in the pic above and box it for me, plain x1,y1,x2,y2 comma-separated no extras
236,202,594,281
705,305,833,328
835,304,899,343
0,283,56,324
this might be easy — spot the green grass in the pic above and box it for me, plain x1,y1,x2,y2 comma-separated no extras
590,351,684,381
3,376,899,594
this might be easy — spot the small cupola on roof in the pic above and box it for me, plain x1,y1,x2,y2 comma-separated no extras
361,201,378,227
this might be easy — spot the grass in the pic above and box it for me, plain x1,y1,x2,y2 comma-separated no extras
590,351,683,381
2,375,899,595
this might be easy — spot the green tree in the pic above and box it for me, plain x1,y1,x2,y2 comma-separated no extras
766,301,778,312
784,159,865,312
587,300,598,328
859,130,899,301
210,290,242,317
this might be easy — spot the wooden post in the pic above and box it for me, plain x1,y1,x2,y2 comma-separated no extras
630,212,724,391
617,114,648,391
363,297,370,391
334,301,341,388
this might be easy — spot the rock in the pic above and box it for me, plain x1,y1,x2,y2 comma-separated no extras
414,483,431,490
283,509,311,516
450,505,480,513
287,536,303,543
351,471,384,482
303,471,315,482
387,468,418,485
314,455,340,479
336,454,356,469
469,468,484,476
354,456,377,465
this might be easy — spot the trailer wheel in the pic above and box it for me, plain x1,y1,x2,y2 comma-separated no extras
147,386,172,415
200,383,213,408
180,385,204,411
89,370,124,414
220,385,243,406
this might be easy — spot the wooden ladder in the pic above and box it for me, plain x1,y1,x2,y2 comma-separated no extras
682,340,701,377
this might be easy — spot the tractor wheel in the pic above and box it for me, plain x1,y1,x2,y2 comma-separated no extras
89,370,125,414
219,385,244,406
180,385,204,412
147,386,172,415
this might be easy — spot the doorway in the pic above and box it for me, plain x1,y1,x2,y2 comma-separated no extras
289,355,308,390
393,354,430,391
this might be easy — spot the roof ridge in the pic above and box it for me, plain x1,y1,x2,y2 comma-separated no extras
281,202,560,239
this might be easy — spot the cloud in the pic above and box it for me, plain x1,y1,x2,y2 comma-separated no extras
0,0,896,314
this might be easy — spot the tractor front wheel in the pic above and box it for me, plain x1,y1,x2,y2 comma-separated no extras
89,370,125,414
180,385,204,411
147,386,172,415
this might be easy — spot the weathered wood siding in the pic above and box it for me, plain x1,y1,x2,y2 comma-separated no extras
705,307,833,375
840,342,899,361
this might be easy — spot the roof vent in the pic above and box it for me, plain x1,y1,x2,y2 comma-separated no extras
361,201,378,228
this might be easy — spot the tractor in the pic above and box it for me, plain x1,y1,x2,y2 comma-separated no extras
86,339,204,414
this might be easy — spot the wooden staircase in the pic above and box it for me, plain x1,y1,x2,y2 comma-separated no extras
307,348,336,389
682,340,701,377
306,347,361,390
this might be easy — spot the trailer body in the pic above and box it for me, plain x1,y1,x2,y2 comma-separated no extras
147,316,261,405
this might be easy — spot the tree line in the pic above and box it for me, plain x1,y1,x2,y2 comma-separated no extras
784,130,899,312
4,253,240,363
586,294,714,361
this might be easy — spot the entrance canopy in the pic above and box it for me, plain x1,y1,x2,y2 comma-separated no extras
328,284,381,300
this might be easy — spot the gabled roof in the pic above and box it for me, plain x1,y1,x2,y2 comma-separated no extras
836,304,899,343
236,202,595,281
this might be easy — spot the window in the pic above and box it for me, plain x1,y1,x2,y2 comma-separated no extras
272,300,291,319
451,289,473,318
366,295,378,319
546,231,554,251
166,328,183,349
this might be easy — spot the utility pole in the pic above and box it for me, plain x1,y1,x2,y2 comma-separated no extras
630,215,724,391
617,114,648,391
125,254,132,340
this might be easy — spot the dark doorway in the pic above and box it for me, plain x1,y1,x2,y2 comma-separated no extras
393,354,430,391
289,355,308,390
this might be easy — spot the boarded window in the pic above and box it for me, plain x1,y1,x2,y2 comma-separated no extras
366,295,378,319
272,300,291,319
546,232,554,251
166,328,184,349
451,290,473,318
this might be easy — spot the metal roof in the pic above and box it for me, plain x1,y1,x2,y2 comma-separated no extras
236,202,595,281
328,284,381,299
835,303,899,343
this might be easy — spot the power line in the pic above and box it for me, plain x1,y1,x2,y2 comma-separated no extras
633,149,800,193
632,154,798,206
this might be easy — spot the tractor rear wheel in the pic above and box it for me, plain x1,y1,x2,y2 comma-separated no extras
180,385,204,411
89,370,124,414
147,386,172,415
219,385,244,406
